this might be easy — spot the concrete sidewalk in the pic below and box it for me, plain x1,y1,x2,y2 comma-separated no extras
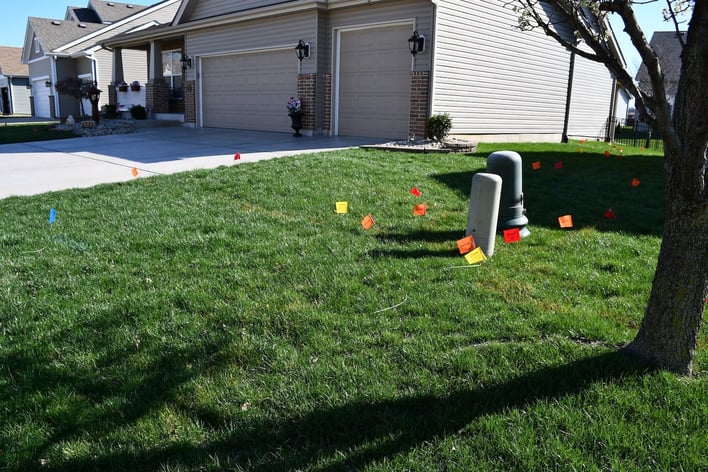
0,126,381,199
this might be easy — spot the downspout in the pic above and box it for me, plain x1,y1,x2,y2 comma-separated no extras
561,51,575,144
606,78,618,142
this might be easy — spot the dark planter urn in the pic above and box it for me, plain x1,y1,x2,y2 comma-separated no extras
130,85,141,91
118,85,128,92
289,111,303,137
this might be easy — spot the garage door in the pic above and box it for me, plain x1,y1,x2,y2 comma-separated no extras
337,24,411,139
32,80,51,118
202,50,298,132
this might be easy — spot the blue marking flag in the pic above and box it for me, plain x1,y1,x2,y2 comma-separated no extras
48,208,56,223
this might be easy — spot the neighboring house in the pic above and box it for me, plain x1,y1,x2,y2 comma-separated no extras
22,0,181,119
635,30,686,113
0,46,31,115
100,0,625,141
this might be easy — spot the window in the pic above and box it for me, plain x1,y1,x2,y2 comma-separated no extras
162,49,184,100
34,36,40,54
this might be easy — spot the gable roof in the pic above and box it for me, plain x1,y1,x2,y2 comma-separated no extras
0,46,29,76
635,30,686,98
27,17,105,55
89,0,150,24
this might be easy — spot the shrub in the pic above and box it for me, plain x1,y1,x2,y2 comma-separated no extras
130,104,147,120
425,113,452,143
103,104,118,119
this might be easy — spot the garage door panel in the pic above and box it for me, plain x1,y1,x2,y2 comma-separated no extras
32,82,51,118
338,25,411,139
202,50,297,132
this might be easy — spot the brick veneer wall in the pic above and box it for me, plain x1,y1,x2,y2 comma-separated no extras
147,79,169,115
297,73,316,131
184,80,196,124
409,71,430,139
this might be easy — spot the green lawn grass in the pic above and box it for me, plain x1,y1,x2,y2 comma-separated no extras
0,140,705,471
0,122,73,144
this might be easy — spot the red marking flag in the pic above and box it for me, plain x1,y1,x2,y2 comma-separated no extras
361,214,375,230
604,150,611,157
410,186,422,197
558,215,574,228
457,235,476,255
413,203,427,216
503,228,521,243
554,161,563,169
603,208,616,219
234,153,241,160
631,178,641,187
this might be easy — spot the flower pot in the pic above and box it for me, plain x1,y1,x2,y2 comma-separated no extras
130,85,140,91
289,112,303,137
118,85,128,92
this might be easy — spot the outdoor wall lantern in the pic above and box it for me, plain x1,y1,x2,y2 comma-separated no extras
180,54,193,70
45,80,52,87
295,40,310,61
408,30,425,55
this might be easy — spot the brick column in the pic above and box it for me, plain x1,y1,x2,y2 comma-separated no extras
146,78,169,115
297,73,316,133
108,84,117,106
322,73,332,135
184,80,196,124
409,71,430,140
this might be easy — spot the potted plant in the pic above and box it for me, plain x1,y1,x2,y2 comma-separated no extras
116,80,128,92
287,96,303,137
130,80,141,91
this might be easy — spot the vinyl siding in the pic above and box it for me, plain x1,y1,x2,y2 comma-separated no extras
187,11,316,60
567,53,614,139
431,0,571,137
181,0,298,22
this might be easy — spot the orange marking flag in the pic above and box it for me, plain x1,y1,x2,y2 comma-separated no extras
503,228,521,243
413,203,427,216
558,215,574,228
532,161,541,170
464,247,487,265
410,186,422,197
361,214,375,230
131,167,139,177
335,201,348,214
457,235,476,255
631,178,641,187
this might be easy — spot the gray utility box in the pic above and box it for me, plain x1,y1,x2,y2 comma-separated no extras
486,151,530,237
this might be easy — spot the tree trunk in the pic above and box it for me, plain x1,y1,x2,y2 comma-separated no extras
626,3,708,375
625,192,708,375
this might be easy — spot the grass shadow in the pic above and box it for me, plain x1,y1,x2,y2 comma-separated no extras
432,149,665,236
33,350,654,471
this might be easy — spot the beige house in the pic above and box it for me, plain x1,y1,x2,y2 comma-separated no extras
101,0,625,141
0,46,31,115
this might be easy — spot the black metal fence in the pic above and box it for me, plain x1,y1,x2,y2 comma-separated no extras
608,116,664,152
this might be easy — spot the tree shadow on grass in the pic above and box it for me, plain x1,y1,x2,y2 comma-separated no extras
34,350,654,471
432,150,665,236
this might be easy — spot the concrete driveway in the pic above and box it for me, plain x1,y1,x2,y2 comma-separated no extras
0,126,382,199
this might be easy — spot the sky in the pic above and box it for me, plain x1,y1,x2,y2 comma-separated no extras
0,0,687,75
